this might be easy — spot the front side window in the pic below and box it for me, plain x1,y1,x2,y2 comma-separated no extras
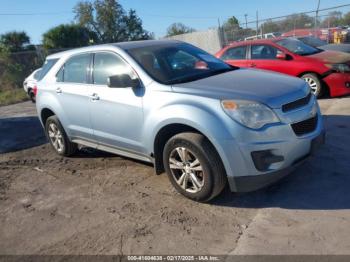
251,44,279,60
58,53,91,83
221,46,247,60
93,53,134,85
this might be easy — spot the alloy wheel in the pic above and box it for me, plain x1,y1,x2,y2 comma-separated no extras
169,147,204,193
303,77,319,94
48,123,64,153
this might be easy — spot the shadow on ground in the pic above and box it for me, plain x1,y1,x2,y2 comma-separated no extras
212,115,350,210
0,116,47,153
1,114,349,211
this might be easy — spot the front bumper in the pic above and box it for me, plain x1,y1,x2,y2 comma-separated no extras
323,72,350,97
233,131,325,192
216,96,325,193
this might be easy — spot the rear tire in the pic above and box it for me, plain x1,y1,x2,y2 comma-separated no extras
301,73,323,98
163,132,226,202
45,115,77,157
28,89,36,103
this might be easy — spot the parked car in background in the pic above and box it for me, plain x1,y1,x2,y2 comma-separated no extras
36,40,324,202
244,32,282,41
23,68,42,103
216,38,350,98
283,28,349,43
297,36,350,54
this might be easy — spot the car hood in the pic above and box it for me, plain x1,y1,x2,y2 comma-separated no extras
172,68,309,109
307,50,350,64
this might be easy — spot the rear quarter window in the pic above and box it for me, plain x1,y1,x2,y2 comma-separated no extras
37,59,59,81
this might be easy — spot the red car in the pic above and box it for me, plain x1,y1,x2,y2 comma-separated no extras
215,38,350,98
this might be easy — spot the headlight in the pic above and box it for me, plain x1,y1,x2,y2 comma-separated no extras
329,63,350,73
221,100,280,129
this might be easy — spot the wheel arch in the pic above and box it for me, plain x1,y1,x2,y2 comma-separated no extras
153,123,200,175
298,71,330,96
40,108,56,126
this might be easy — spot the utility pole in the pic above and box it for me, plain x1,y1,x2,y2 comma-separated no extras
244,14,248,29
315,0,321,32
256,10,259,37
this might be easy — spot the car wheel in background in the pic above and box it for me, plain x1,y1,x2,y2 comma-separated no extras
301,73,323,98
28,89,36,103
163,132,226,202
45,115,77,156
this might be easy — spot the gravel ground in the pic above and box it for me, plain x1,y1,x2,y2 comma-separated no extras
0,98,349,255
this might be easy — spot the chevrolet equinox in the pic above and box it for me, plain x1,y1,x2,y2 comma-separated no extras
36,40,325,202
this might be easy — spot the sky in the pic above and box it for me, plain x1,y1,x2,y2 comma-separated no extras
0,0,350,44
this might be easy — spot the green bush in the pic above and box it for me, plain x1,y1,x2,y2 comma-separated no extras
0,88,28,106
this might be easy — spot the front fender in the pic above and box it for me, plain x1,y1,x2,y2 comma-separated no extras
144,103,245,186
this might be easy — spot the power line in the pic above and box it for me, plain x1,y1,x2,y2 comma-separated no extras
242,3,350,25
0,11,72,16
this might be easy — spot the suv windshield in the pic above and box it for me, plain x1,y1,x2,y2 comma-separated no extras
276,38,322,56
127,43,236,85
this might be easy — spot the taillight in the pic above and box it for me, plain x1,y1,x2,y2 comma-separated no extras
33,86,38,96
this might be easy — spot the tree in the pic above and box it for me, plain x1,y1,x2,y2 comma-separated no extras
166,23,195,37
42,24,97,50
261,19,281,33
223,16,241,30
342,11,350,26
0,31,32,52
322,11,343,28
74,0,152,43
281,14,315,32
0,31,37,91
222,16,247,42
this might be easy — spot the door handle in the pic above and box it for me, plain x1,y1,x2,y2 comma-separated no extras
90,93,100,101
56,87,62,94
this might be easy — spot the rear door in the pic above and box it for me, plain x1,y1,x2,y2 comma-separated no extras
248,44,293,76
219,45,248,67
55,53,94,141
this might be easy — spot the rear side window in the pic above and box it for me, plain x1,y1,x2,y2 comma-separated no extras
93,52,134,85
221,46,247,60
37,59,58,81
57,53,91,83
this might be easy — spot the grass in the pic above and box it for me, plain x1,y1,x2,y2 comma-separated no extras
0,88,28,106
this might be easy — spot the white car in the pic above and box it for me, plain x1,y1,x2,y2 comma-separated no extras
23,68,42,103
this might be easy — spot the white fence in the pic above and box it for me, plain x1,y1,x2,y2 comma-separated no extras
165,28,223,55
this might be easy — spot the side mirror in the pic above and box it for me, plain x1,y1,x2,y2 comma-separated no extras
276,52,287,60
107,74,140,88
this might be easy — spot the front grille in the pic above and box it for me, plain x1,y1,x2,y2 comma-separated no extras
291,116,318,136
282,93,312,112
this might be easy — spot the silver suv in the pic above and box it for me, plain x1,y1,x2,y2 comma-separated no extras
36,40,325,202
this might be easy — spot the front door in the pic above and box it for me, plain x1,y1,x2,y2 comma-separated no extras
248,44,291,76
88,52,145,154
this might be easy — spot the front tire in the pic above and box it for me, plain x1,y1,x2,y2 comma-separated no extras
163,132,226,202
45,115,77,156
301,73,323,98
